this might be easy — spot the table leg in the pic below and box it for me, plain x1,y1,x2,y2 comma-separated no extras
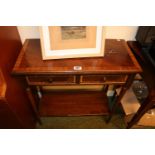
127,95,153,128
107,74,135,122
26,88,42,125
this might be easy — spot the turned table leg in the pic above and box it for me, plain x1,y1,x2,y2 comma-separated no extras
26,88,42,125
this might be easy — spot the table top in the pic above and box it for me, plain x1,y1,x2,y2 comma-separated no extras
13,39,142,75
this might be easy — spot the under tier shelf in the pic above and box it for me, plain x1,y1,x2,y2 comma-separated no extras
39,91,110,116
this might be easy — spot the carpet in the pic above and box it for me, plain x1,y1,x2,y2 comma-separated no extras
37,115,126,129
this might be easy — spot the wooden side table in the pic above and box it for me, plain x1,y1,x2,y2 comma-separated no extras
12,39,142,125
127,41,155,128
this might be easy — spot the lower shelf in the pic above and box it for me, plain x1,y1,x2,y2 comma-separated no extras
39,91,110,116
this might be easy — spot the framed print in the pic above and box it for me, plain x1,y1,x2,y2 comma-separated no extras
40,26,106,60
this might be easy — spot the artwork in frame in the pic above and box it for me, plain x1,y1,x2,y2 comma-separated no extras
40,26,106,60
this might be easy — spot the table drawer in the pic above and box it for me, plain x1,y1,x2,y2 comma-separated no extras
80,75,127,84
26,75,76,85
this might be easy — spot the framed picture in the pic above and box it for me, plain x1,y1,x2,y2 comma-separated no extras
40,26,106,60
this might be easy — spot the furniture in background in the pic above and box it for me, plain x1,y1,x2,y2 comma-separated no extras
0,27,35,128
12,39,142,125
136,26,155,46
127,41,155,128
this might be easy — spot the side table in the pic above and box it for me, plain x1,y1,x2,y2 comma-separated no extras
12,39,142,126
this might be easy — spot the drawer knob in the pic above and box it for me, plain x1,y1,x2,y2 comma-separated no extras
48,78,53,83
103,77,106,82
73,66,82,71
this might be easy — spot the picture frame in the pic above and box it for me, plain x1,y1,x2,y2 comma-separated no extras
40,26,106,60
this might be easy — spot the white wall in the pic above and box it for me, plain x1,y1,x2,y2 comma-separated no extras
17,26,40,43
105,26,138,40
17,26,138,44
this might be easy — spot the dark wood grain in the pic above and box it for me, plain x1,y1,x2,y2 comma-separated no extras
39,91,109,116
0,26,35,128
127,41,155,128
0,69,6,99
13,39,142,75
12,39,142,123
128,41,155,90
26,88,42,124
81,74,127,85
0,99,23,128
26,75,76,86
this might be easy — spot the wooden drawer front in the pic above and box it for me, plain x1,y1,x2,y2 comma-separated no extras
26,75,76,85
81,75,127,84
